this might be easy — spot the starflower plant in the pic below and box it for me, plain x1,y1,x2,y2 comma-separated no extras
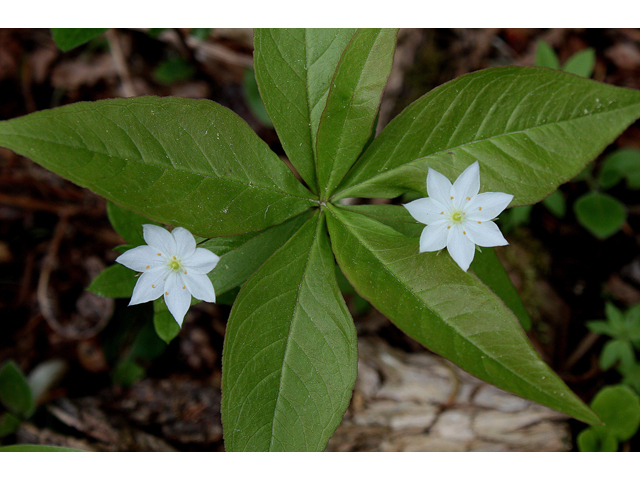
115,224,219,326
404,161,513,271
3,28,640,451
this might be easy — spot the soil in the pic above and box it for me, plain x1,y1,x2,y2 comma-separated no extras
1,28,640,451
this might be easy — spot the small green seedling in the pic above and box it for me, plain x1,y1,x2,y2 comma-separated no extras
0,361,35,437
587,303,640,370
577,385,640,452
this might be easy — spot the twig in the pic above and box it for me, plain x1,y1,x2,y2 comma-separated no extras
0,192,83,216
105,29,137,98
564,331,601,371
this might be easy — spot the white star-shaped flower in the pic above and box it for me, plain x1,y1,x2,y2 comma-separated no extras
404,161,513,272
116,224,220,326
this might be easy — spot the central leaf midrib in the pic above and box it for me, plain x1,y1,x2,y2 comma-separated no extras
268,213,322,451
329,206,563,404
333,99,640,199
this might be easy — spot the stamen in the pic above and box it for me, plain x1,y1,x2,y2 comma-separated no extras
450,196,454,200
463,231,466,235
478,221,481,224
172,256,176,260
182,285,186,289
165,291,169,295
146,266,149,269
184,270,187,274
479,207,482,211
440,212,444,215
466,196,470,201
157,253,161,256
152,284,155,288
447,226,451,229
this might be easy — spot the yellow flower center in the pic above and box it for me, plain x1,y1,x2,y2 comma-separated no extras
168,258,182,272
451,210,465,223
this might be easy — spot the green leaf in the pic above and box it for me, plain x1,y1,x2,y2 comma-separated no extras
253,28,357,192
50,28,109,52
221,212,358,451
87,264,137,299
599,339,634,370
316,29,397,199
0,412,21,437
243,68,273,128
574,192,626,239
590,385,640,441
535,40,560,70
334,67,640,206
598,148,640,190
542,189,566,218
587,320,616,336
201,212,312,297
335,204,531,330
325,205,600,425
0,361,35,418
577,427,618,452
0,444,85,452
563,48,596,78
153,56,195,85
112,359,146,387
470,248,532,331
153,297,181,344
0,96,316,237
107,202,160,246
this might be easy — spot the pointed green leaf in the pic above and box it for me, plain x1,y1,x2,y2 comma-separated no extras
51,28,109,52
574,192,626,239
470,247,532,331
201,212,311,297
326,205,599,425
153,297,181,344
336,204,531,329
598,148,640,189
222,212,358,451
334,67,640,206
254,28,357,191
542,189,566,218
316,28,397,198
0,444,85,452
535,41,560,70
87,264,137,298
599,340,634,370
0,361,35,418
107,201,160,246
0,97,316,237
563,48,596,78
0,412,21,437
587,320,616,337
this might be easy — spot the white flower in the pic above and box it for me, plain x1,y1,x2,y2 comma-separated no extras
116,224,220,326
404,161,513,272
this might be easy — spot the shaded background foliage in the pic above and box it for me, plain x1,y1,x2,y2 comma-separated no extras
1,28,640,451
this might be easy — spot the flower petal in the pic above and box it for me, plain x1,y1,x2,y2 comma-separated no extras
464,220,508,247
116,245,165,272
183,248,220,274
418,221,450,252
426,168,453,205
164,273,192,327
446,225,476,271
450,162,480,209
143,224,176,255
172,227,196,259
404,197,448,225
184,272,216,303
465,192,514,221
129,267,167,305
